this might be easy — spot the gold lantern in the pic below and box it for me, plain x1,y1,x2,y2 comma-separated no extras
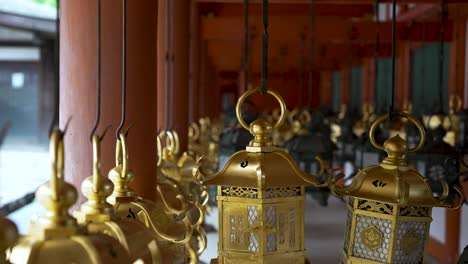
0,216,18,263
106,132,196,263
73,134,161,263
156,131,208,259
196,88,331,264
7,130,131,264
331,112,464,264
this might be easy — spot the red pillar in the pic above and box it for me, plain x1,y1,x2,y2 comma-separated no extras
60,0,158,202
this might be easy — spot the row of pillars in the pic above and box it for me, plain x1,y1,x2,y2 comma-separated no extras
59,0,218,202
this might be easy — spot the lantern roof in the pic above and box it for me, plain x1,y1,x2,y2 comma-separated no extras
204,118,323,189
333,113,463,208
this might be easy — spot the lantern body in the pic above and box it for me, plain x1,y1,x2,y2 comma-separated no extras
215,185,305,263
342,197,432,263
332,113,463,264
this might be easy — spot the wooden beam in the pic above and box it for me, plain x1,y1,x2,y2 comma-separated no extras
197,0,468,4
202,16,453,42
200,3,374,17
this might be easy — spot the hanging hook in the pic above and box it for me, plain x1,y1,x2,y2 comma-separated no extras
90,0,102,142
116,0,127,139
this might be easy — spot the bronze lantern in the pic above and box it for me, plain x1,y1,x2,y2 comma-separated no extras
196,88,331,264
331,113,464,264
7,130,131,264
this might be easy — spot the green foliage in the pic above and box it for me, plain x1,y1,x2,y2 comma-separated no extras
32,0,57,8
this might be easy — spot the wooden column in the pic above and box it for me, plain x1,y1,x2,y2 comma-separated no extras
60,0,158,202
449,17,466,101
157,0,167,130
361,58,373,106
189,0,201,124
340,67,350,105
319,71,332,106
397,41,412,109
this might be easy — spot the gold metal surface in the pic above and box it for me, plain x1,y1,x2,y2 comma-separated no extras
74,134,162,263
199,88,327,264
7,129,131,264
331,112,464,264
107,132,195,263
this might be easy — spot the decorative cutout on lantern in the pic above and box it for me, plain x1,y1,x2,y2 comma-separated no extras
331,112,464,264
7,130,132,264
196,88,332,264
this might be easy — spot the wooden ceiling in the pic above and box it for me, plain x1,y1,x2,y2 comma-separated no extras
198,1,465,80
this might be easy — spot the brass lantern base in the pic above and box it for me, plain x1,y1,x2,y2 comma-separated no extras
210,257,311,264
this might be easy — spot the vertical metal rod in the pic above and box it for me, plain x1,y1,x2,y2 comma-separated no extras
374,0,379,109
437,0,446,113
243,0,249,92
116,0,127,138
308,0,314,108
49,0,60,136
260,0,268,94
90,0,102,141
389,0,396,115
170,0,176,128
164,0,170,129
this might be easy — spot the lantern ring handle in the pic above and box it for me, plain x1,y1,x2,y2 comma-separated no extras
236,88,287,131
369,112,426,153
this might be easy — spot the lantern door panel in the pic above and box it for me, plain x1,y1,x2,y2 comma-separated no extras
263,202,302,254
221,202,260,252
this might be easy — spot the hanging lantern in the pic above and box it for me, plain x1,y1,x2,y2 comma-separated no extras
0,216,18,262
331,113,464,264
284,110,335,206
157,131,208,258
7,130,132,264
107,133,196,263
407,117,459,199
196,88,331,263
443,95,465,148
332,105,358,166
73,134,161,263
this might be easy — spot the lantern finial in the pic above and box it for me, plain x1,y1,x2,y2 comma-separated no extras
248,119,273,147
381,134,408,167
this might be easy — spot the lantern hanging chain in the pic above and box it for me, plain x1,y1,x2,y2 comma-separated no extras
389,0,396,116
260,0,268,94
116,0,127,139
437,0,446,113
308,0,314,108
299,32,305,109
243,0,249,92
90,0,102,141
49,1,60,137
374,0,379,108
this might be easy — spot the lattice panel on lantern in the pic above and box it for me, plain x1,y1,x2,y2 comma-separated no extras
289,206,296,249
343,208,352,253
247,205,260,252
357,200,394,215
394,221,428,264
264,187,302,198
352,214,392,262
221,186,259,198
399,206,430,217
265,205,277,252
